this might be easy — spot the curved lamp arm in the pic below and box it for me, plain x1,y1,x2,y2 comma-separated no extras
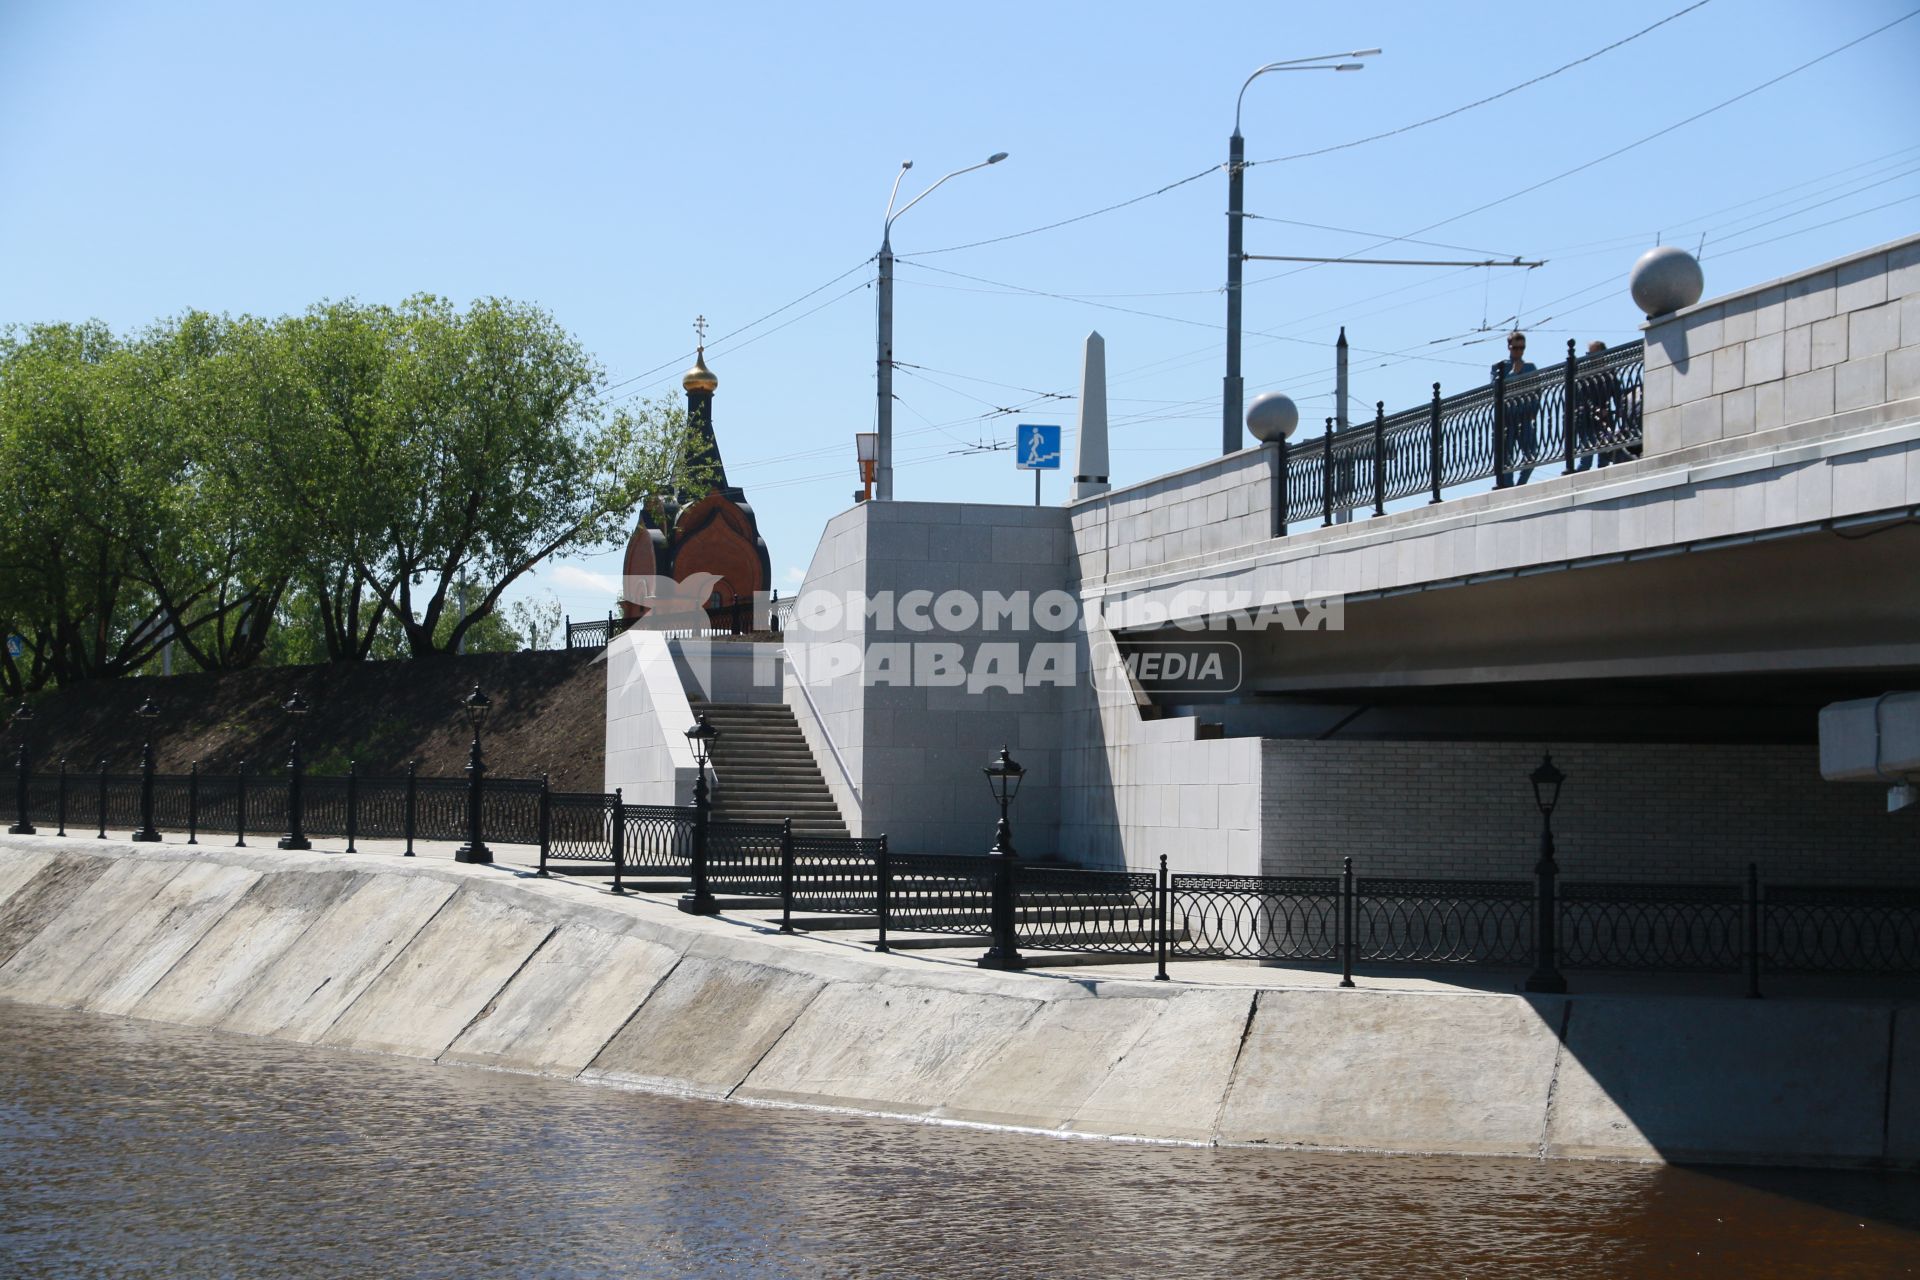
885,152,1009,240
1235,49,1380,134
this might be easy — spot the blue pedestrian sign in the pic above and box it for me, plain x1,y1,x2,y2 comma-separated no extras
4,635,20,660
1016,424,1061,470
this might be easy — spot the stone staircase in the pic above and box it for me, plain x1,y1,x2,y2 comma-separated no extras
697,702,849,837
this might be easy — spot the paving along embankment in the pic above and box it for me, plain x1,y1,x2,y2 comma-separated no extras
0,835,1913,1170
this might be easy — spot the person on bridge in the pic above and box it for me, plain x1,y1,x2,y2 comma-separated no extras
1575,339,1627,470
1494,330,1539,486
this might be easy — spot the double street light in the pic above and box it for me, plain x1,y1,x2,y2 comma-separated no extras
1222,49,1378,455
875,151,1008,502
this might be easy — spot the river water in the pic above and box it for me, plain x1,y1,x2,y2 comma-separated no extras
1,1002,1915,1279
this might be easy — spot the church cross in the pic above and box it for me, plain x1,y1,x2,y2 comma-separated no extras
693,315,708,347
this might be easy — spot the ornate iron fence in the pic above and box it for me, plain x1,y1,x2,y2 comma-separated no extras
788,833,886,915
1559,881,1744,972
886,852,998,936
1354,876,1534,965
1764,885,1920,974
1171,873,1339,961
1017,865,1161,955
705,819,788,897
1275,339,1643,531
546,791,618,864
8,759,1917,993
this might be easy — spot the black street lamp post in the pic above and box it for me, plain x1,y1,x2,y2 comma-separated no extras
9,702,35,835
1524,753,1568,994
679,713,719,914
454,684,493,864
131,696,162,842
978,745,1026,971
279,691,312,850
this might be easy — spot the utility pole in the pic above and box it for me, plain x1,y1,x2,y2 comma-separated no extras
1223,51,1376,456
1223,130,1247,456
876,152,1007,501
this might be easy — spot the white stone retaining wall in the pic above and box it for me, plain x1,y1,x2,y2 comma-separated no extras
603,630,700,806
0,837,1913,1170
780,501,1078,855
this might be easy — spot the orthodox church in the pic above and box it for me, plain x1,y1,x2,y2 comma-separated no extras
619,325,772,627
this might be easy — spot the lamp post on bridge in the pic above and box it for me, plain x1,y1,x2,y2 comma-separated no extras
978,745,1027,971
454,684,493,864
876,151,1008,501
1524,753,1568,994
8,701,35,835
1223,50,1376,455
131,696,162,842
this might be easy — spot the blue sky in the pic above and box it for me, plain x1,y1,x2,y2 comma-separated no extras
4,0,1916,629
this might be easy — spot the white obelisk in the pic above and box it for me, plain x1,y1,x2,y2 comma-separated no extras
1071,331,1109,501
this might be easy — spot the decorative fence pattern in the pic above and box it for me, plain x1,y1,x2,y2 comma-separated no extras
1275,338,1644,531
564,597,784,651
8,764,1916,994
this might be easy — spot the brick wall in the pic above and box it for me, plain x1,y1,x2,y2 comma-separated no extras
1262,739,1917,886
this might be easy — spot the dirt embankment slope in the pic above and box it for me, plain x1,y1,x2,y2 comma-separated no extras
4,650,607,789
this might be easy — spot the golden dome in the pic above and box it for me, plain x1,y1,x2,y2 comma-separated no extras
683,346,718,394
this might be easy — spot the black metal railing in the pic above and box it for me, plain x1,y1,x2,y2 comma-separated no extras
564,595,785,651
565,612,632,650
1172,873,1339,962
1273,339,1644,533
9,755,1915,993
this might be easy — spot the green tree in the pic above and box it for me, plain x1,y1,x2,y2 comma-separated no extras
291,295,712,658
0,322,173,692
111,312,296,672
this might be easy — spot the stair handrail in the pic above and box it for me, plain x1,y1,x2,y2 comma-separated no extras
775,646,861,809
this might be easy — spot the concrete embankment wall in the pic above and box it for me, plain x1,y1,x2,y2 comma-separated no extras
0,836,1912,1169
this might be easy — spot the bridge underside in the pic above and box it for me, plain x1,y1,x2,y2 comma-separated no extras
1134,516,1920,744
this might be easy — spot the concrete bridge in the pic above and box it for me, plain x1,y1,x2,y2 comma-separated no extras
612,235,1919,891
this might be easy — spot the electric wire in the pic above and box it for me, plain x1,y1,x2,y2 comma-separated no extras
899,0,1715,261
1243,0,1716,168
1243,8,1920,289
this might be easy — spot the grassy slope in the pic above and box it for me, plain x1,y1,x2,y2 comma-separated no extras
6,650,607,790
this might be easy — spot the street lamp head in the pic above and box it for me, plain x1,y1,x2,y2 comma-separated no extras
282,690,309,718
1530,752,1566,819
987,152,1008,164
1349,47,1383,57
685,712,719,768
983,744,1025,804
135,696,160,722
462,683,492,733
1335,63,1365,71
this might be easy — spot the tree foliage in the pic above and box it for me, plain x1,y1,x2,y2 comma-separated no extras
0,296,706,692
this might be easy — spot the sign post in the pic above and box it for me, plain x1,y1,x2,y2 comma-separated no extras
1015,423,1061,506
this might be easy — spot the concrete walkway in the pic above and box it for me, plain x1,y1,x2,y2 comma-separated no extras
1,832,1913,1169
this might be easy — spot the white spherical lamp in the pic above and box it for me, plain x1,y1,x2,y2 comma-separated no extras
1630,246,1704,318
1246,392,1300,444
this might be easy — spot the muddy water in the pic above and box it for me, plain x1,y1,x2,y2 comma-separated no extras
1,1001,1914,1278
